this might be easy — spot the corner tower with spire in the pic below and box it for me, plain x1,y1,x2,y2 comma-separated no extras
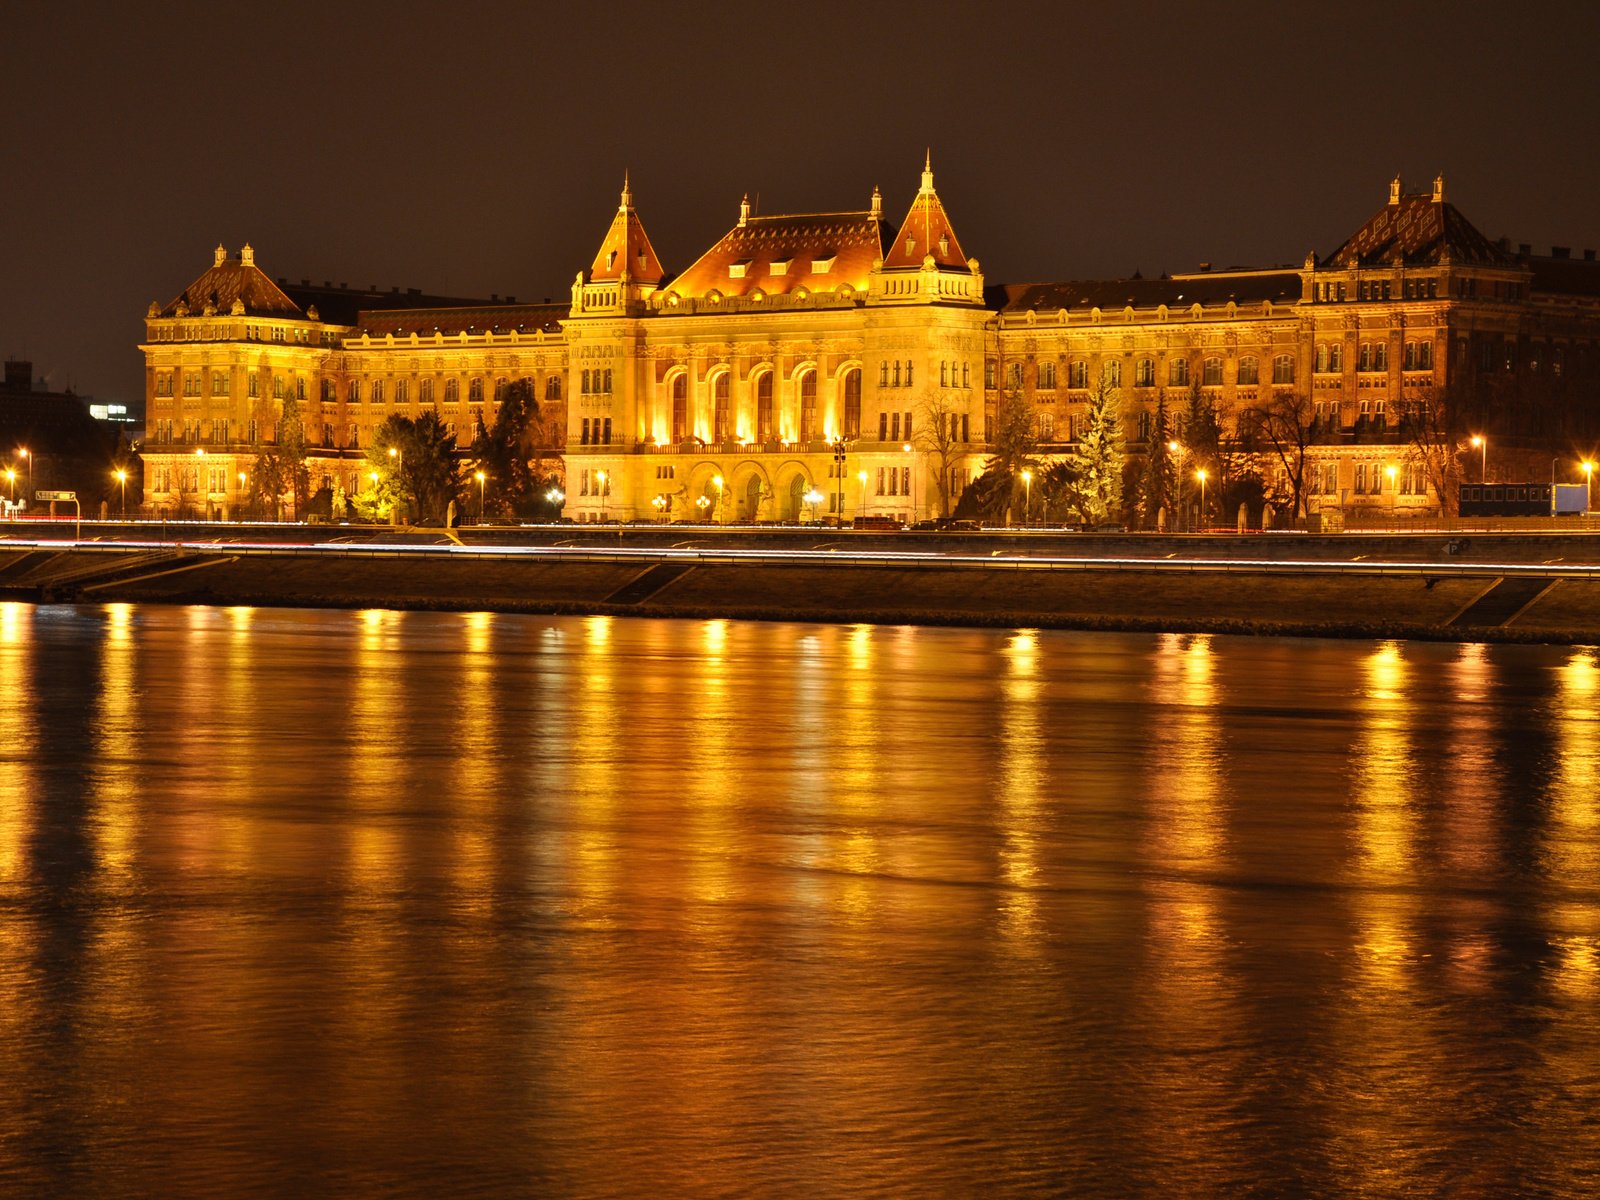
869,152,984,307
571,172,666,318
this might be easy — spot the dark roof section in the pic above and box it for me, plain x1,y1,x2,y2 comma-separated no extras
280,281,507,327
1322,192,1512,268
1525,254,1600,299
161,253,303,318
991,271,1302,314
353,304,567,338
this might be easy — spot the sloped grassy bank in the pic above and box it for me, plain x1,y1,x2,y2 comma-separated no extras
6,545,1597,645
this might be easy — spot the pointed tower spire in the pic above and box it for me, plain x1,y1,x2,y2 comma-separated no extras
870,185,882,222
739,193,750,227
586,177,665,285
883,154,969,270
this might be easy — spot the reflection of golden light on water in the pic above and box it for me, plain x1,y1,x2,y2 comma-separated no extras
451,611,499,903
570,615,622,902
1548,649,1600,992
91,603,142,875
1440,643,1502,876
997,630,1044,945
1146,633,1225,870
0,602,36,883
1349,641,1421,999
345,608,405,891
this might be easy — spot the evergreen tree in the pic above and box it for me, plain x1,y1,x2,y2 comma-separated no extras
1072,377,1124,524
277,392,311,517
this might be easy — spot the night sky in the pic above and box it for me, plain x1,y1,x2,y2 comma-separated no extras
5,0,1599,407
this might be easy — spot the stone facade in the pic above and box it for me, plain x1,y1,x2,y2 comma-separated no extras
139,165,1600,523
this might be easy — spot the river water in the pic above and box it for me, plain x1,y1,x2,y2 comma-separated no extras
0,602,1597,1197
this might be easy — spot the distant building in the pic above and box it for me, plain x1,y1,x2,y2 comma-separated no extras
138,164,1600,522
1,358,124,508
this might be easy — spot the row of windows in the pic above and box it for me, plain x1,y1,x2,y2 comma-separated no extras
1014,355,1296,390
577,469,611,497
582,369,613,395
668,368,863,443
938,361,972,389
580,417,613,445
875,466,912,497
1316,341,1435,373
876,411,914,442
1313,278,1442,302
878,360,915,388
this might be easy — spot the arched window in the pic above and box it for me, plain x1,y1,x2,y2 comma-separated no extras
445,379,459,403
756,372,774,442
1272,355,1295,384
713,373,731,443
842,368,861,439
1039,361,1057,389
799,371,817,442
1068,360,1087,389
1135,358,1155,387
1316,344,1329,374
1203,357,1223,386
469,378,484,404
1237,356,1259,385
546,375,561,400
1169,358,1189,386
1103,360,1121,387
671,374,687,443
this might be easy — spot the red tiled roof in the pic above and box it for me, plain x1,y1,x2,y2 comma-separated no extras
665,208,889,301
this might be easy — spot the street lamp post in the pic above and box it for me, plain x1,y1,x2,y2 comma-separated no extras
1584,460,1595,515
803,487,824,524
18,448,30,506
5,468,15,510
475,471,487,523
1470,435,1486,483
1196,468,1208,532
1021,468,1033,527
596,470,609,522
712,474,723,524
1168,441,1187,531
903,442,915,523
831,439,846,526
857,470,868,523
1386,464,1398,531
696,495,711,521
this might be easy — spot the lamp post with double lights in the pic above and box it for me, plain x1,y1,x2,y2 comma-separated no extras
804,487,824,524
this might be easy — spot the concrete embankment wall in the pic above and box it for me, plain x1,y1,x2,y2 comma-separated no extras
3,542,1599,643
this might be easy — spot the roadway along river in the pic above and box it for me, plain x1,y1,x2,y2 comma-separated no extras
1,603,1597,1197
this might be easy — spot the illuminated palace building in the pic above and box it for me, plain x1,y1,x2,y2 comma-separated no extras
141,162,1600,522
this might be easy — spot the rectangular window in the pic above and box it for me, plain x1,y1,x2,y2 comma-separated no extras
396,379,409,404
891,412,901,442
372,380,385,404
962,363,970,388
603,418,612,445
985,362,996,389
421,378,434,404
876,467,886,496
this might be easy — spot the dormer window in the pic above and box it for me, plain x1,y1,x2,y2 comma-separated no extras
938,234,950,257
904,238,916,256
770,259,791,276
607,250,617,269
729,260,751,279
811,254,836,273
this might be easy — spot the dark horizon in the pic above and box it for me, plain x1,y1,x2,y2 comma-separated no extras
5,0,1599,404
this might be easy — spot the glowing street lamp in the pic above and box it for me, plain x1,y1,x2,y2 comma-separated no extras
1021,468,1033,527
17,447,30,502
1584,460,1595,514
596,469,609,522
5,467,15,505
1196,467,1208,531
712,474,723,524
1470,434,1486,483
904,442,916,522
651,494,668,522
803,486,824,523
857,470,868,521
1168,440,1188,531
475,470,487,522
696,494,711,520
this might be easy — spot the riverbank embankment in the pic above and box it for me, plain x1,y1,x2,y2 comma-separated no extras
4,530,1600,643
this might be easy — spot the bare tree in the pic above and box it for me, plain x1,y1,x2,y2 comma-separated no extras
912,389,970,519
1243,390,1317,520
1394,384,1463,516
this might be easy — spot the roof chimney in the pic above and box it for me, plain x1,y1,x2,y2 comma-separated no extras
214,243,227,267
240,243,255,267
1552,246,1571,259
871,185,882,221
